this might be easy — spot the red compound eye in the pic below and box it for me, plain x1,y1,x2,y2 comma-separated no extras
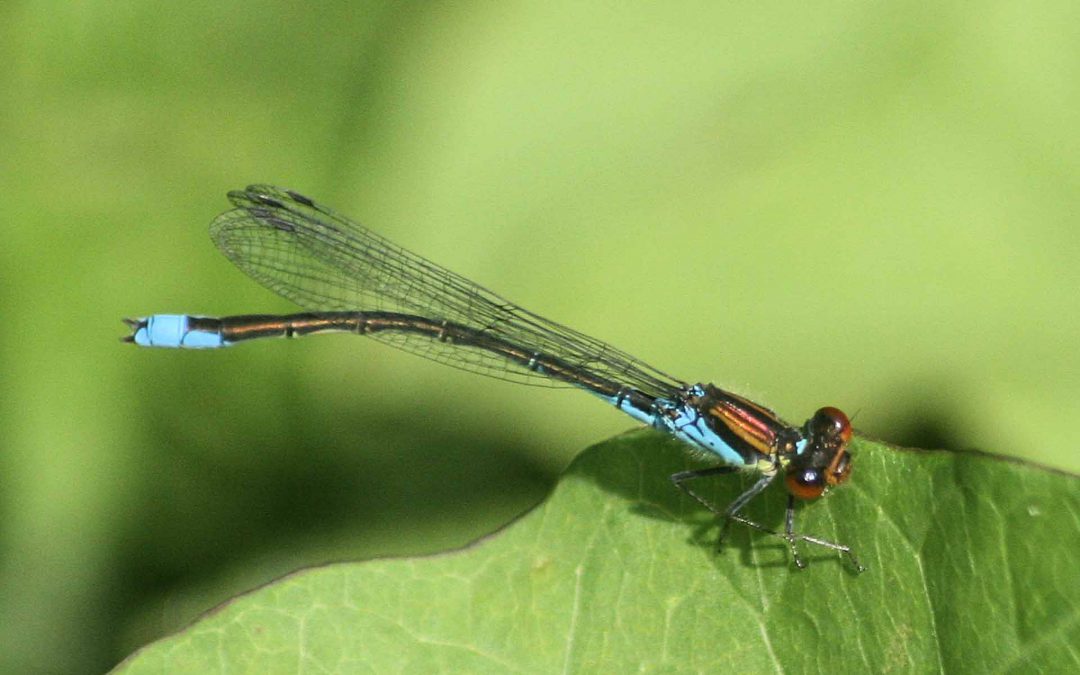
785,468,827,500
810,406,852,444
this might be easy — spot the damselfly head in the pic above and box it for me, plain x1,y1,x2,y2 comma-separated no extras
784,407,853,500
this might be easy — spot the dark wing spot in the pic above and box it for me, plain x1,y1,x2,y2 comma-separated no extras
252,194,285,209
286,190,316,208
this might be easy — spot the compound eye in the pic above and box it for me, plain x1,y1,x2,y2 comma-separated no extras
785,467,827,500
811,407,853,444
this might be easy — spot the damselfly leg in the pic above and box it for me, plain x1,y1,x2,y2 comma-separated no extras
671,467,864,572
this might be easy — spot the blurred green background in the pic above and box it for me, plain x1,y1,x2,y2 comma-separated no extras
2,2,1078,672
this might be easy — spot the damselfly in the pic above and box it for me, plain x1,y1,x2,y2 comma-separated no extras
125,185,863,572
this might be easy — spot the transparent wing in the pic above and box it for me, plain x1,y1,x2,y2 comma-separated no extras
210,185,686,397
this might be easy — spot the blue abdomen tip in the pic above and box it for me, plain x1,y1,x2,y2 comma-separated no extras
135,315,225,348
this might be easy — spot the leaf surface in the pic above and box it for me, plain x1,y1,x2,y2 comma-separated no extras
116,433,1080,673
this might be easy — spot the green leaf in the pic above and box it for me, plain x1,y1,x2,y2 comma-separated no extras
115,432,1079,673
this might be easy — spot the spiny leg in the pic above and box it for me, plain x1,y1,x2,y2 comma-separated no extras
673,469,865,572
782,495,865,572
724,496,865,572
783,494,807,569
670,466,738,516
671,468,776,551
